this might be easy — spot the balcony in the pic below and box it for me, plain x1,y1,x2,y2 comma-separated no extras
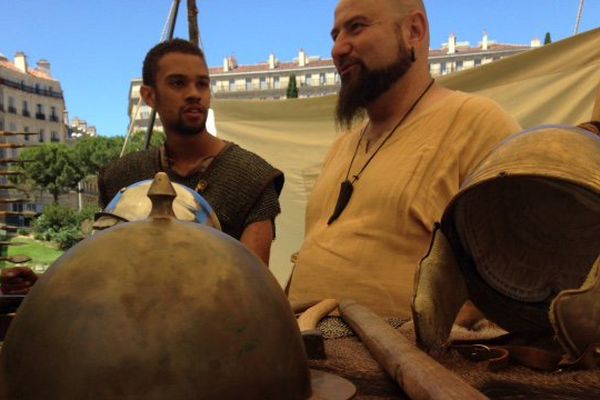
0,78,64,99
22,110,31,117
49,115,59,122
35,113,46,120
8,106,16,114
50,137,60,143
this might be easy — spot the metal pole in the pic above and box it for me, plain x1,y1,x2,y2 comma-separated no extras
143,0,182,151
77,181,83,212
574,0,585,35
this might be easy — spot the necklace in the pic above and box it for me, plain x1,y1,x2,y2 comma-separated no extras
327,78,435,225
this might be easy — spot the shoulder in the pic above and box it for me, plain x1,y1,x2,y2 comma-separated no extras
219,143,284,195
451,91,519,126
98,148,160,207
100,148,158,176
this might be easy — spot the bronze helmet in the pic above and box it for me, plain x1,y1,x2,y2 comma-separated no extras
93,178,221,231
413,126,600,364
0,173,353,399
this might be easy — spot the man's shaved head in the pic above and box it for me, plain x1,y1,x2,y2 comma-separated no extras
373,0,426,20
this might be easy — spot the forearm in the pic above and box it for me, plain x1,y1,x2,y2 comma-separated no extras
240,220,274,266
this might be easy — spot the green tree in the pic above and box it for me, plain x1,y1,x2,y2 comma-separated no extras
125,130,166,153
544,32,552,45
74,136,124,176
18,144,85,203
286,75,299,98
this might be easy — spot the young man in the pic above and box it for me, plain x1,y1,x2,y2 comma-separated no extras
97,39,283,265
287,0,522,318
1,39,282,294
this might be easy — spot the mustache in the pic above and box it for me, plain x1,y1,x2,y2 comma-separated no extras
182,104,208,113
337,56,363,75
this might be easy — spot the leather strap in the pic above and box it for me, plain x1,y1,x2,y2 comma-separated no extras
451,330,569,371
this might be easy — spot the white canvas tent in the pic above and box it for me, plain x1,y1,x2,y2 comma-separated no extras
212,27,600,285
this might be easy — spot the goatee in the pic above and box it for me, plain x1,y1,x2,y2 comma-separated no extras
174,120,206,136
336,48,413,130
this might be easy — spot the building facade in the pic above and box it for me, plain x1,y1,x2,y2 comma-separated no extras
0,51,70,219
127,79,163,133
0,51,67,159
68,116,98,139
128,33,541,127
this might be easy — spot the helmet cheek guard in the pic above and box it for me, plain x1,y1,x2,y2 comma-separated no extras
413,126,600,367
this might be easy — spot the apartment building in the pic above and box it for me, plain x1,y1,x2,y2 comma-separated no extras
0,51,67,159
69,116,98,139
210,33,539,100
128,33,540,127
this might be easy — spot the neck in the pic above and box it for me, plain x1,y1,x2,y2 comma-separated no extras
365,71,435,140
165,129,224,165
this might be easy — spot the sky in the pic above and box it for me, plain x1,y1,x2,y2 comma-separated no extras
1,0,598,137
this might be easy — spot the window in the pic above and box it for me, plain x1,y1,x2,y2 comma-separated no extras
456,60,463,71
50,106,58,122
334,73,340,83
440,62,447,75
274,76,280,89
22,100,30,117
39,129,44,143
36,104,45,120
259,77,267,90
51,131,59,142
24,126,29,141
245,78,252,91
8,97,16,114
474,58,481,67
0,119,3,130
305,74,312,86
229,79,235,92
319,73,326,86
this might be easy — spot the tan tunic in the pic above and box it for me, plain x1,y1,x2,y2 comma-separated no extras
289,91,521,317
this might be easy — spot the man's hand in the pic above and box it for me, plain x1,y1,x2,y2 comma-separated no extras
1,267,38,295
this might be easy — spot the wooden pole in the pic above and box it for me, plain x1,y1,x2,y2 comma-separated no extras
143,0,181,151
339,300,488,400
187,0,199,47
574,0,585,35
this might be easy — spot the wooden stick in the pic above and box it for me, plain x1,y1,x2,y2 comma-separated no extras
187,0,199,46
339,300,488,400
297,299,338,331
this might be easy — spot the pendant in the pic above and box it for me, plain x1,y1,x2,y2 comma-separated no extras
328,180,354,225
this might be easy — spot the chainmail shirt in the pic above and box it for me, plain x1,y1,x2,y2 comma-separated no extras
97,143,284,240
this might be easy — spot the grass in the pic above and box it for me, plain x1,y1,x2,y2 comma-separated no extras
4,236,63,273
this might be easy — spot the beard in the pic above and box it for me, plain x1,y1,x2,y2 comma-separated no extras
335,46,413,130
172,115,207,136
155,95,207,136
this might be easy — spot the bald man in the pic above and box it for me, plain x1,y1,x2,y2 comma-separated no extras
288,0,522,318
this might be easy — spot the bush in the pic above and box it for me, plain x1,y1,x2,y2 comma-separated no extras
33,204,78,233
52,226,84,250
32,204,101,250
